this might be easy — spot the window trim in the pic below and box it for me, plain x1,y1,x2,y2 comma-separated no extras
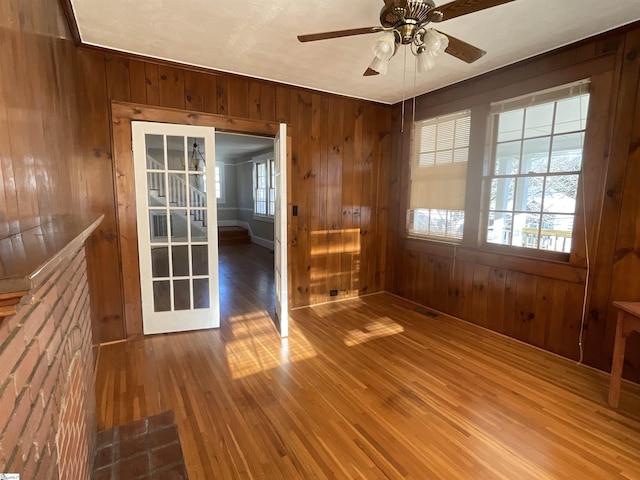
406,109,472,242
402,79,593,265
252,152,275,219
480,81,590,259
215,161,225,205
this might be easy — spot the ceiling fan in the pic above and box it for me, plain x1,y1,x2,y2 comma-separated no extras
297,0,516,76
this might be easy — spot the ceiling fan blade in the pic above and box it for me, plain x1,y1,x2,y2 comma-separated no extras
298,27,382,43
438,31,486,63
436,0,515,21
363,68,380,76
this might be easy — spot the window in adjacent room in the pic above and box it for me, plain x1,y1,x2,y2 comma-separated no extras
214,163,225,203
254,156,275,217
407,110,471,241
485,81,590,253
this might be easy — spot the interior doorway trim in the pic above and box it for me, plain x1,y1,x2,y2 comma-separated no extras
111,101,287,338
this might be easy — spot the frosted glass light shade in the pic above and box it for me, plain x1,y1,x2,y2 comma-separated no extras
369,31,396,75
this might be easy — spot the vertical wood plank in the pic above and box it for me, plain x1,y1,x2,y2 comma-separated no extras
145,63,160,106
76,49,126,342
358,103,375,295
202,74,217,114
275,86,290,123
158,65,186,109
216,75,228,116
129,60,147,104
292,89,312,307
228,77,248,118
546,280,568,355
486,268,506,333
248,80,261,120
260,83,276,122
471,265,490,328
105,55,131,101
531,277,552,348
184,71,205,112
513,273,537,344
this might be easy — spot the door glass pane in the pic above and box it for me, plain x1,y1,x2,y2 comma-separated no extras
191,211,207,242
151,247,169,278
174,280,190,310
189,136,206,172
148,172,166,207
169,173,187,207
193,279,210,309
153,281,171,312
146,134,165,169
167,136,186,170
170,210,188,242
172,245,190,276
149,211,168,243
192,245,208,276
189,174,206,207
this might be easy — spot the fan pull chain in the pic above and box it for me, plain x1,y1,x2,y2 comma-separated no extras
401,46,408,133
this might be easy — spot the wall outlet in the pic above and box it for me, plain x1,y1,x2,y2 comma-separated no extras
329,289,338,296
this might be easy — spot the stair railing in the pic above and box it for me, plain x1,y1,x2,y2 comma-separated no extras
147,155,207,227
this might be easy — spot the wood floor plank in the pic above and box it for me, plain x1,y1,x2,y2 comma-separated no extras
96,244,640,479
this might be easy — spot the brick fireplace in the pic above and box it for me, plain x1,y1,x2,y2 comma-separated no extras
0,245,97,478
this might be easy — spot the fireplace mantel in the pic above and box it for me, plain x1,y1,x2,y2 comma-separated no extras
0,214,104,319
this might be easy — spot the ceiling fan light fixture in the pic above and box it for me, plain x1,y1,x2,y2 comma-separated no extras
368,31,397,74
416,50,436,72
424,28,449,55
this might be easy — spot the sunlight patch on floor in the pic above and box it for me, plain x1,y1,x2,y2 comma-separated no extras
344,316,404,347
225,311,317,379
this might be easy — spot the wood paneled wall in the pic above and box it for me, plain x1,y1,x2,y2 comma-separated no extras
73,52,391,340
387,24,640,382
0,1,82,236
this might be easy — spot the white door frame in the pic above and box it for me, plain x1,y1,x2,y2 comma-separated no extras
274,123,289,337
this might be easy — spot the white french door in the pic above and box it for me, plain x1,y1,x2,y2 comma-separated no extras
274,124,289,337
132,122,220,334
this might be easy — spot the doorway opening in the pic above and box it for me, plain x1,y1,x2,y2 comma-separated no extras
215,132,278,327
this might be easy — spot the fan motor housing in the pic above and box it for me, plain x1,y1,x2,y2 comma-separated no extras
380,0,436,30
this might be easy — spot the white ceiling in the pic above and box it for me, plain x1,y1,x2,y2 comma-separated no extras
70,0,640,105
216,133,273,161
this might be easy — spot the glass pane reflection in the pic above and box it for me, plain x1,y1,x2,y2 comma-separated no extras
153,281,171,312
174,280,190,310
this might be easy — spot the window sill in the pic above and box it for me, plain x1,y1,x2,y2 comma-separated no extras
253,214,274,224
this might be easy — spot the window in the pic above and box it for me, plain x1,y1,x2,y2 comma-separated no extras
214,163,225,203
254,157,275,217
407,110,471,241
485,82,590,253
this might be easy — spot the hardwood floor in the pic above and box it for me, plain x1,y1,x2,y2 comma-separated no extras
96,251,640,479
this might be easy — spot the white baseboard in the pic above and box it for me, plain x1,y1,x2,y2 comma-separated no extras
217,220,239,227
236,221,275,251
250,236,274,250
217,220,273,249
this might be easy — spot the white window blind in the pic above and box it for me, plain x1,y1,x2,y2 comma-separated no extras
408,110,471,240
